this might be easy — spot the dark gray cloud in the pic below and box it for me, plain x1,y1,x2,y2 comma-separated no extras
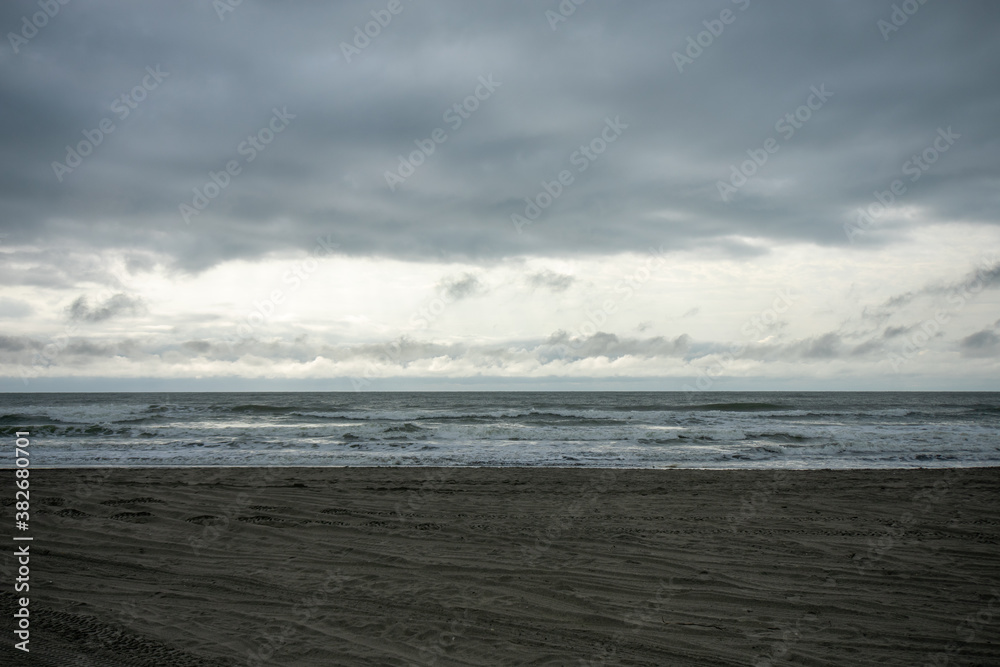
1,0,998,277
960,327,1000,357
526,269,574,292
544,331,691,361
0,325,913,371
883,325,909,339
2,1,998,390
182,340,212,354
863,260,1000,322
797,333,841,360
437,273,485,300
0,335,34,352
0,320,989,379
67,293,144,322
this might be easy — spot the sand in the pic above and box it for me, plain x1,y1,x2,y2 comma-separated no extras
2,466,999,666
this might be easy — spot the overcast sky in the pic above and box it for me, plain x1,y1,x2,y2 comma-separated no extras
1,0,998,391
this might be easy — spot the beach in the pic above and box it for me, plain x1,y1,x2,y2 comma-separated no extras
5,466,1000,666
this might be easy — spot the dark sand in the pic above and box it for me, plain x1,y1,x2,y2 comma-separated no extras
3,467,999,666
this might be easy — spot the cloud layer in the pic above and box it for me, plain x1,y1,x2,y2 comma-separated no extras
1,1,998,389
2,1,999,273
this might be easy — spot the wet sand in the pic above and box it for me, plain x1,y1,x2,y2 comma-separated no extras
3,467,999,666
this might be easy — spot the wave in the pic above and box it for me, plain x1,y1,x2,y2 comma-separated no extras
290,411,356,420
636,437,679,445
669,402,788,412
0,413,68,425
228,404,298,414
744,432,811,443
291,409,626,425
384,423,426,433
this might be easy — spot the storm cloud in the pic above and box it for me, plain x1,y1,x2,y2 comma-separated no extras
1,1,998,275
67,293,144,322
1,1,998,390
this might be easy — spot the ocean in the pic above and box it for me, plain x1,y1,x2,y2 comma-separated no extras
2,392,998,469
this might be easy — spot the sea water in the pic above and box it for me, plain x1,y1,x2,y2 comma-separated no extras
2,392,998,469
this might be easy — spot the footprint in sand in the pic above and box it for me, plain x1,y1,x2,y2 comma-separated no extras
237,515,295,527
109,511,153,523
101,497,165,506
184,515,228,526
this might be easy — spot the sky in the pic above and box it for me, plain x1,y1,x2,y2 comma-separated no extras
1,0,999,392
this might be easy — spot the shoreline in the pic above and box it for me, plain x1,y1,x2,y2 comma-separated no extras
13,463,1000,470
